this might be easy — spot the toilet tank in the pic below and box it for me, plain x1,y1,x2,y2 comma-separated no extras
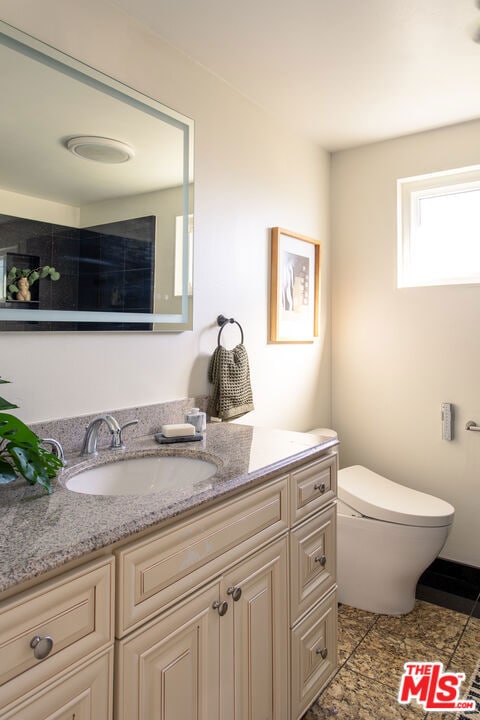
309,428,339,455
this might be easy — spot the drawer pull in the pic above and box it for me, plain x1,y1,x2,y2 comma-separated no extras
212,600,229,616
227,585,242,602
316,646,328,659
30,635,54,660
314,482,326,494
314,554,327,566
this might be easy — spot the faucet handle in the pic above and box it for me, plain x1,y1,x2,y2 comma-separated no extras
111,419,139,449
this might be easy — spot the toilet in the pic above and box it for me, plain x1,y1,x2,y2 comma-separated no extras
310,429,455,615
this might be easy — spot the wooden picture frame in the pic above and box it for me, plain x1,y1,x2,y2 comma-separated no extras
269,227,320,343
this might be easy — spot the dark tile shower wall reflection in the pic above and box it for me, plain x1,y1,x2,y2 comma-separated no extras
0,214,155,331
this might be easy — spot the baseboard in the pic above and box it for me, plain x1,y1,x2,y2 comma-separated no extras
416,558,480,617
419,558,480,599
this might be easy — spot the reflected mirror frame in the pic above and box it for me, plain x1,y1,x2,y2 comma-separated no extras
0,20,194,331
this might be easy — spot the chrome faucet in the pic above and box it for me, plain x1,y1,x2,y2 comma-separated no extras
41,437,65,465
80,414,138,457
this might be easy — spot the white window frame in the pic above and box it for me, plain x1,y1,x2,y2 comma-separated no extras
397,164,480,288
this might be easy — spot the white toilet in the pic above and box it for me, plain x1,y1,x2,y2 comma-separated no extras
310,429,455,615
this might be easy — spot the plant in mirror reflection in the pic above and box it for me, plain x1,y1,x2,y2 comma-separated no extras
6,265,61,301
0,378,63,493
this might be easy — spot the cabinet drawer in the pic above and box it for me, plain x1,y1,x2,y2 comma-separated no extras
291,589,337,720
116,476,288,636
0,556,114,708
290,453,337,525
1,648,113,720
290,504,336,624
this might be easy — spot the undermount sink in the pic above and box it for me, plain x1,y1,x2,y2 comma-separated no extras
64,455,218,496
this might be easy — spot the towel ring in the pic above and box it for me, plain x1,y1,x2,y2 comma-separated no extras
217,314,244,346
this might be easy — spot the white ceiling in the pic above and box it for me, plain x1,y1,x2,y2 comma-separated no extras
108,0,480,151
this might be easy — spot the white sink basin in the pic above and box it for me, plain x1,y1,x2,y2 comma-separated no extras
64,455,218,496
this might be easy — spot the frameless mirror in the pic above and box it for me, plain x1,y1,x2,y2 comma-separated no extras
0,21,194,331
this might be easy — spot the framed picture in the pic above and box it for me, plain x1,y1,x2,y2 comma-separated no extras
269,227,320,343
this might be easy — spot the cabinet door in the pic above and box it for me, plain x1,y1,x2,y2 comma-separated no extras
1,649,112,720
115,581,221,720
222,537,289,720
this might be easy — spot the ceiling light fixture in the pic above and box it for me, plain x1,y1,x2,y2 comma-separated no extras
66,136,135,164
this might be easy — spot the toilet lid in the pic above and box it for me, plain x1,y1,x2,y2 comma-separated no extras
338,465,455,527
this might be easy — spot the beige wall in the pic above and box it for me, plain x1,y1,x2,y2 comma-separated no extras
0,0,331,433
331,119,480,567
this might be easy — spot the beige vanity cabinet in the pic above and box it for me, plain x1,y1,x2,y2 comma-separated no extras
289,454,338,720
114,475,290,720
0,556,115,720
0,447,337,720
114,452,337,720
115,537,288,720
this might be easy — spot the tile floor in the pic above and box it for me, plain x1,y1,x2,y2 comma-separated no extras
303,598,480,720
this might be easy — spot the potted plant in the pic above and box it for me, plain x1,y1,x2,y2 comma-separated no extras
6,265,61,302
0,378,63,493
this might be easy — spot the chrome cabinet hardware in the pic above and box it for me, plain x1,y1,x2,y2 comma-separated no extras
316,647,328,659
313,482,326,493
227,585,242,602
314,554,327,566
212,599,229,616
30,634,54,660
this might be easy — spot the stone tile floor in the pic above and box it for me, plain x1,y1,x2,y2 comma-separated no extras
302,599,480,720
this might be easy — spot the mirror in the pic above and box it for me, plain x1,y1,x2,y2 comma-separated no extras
0,21,194,331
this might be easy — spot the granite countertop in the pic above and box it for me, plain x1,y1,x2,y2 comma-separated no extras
0,422,336,595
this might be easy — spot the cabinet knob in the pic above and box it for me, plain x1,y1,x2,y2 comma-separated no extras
316,646,328,659
30,635,54,660
314,554,327,566
226,585,242,602
212,599,229,616
313,482,326,494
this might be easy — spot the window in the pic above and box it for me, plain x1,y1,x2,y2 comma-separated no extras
397,165,480,287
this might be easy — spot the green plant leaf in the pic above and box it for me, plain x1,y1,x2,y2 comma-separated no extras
0,414,39,444
29,271,39,284
0,397,18,410
50,271,60,281
8,284,18,294
0,410,63,494
0,457,17,484
40,266,50,278
0,381,18,410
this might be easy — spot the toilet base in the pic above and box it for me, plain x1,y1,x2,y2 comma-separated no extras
337,512,451,615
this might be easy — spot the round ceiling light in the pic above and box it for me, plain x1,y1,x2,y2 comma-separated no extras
66,136,135,164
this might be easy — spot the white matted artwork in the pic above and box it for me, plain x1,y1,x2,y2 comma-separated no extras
269,227,320,343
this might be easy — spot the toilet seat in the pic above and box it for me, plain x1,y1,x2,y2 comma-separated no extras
338,465,455,528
